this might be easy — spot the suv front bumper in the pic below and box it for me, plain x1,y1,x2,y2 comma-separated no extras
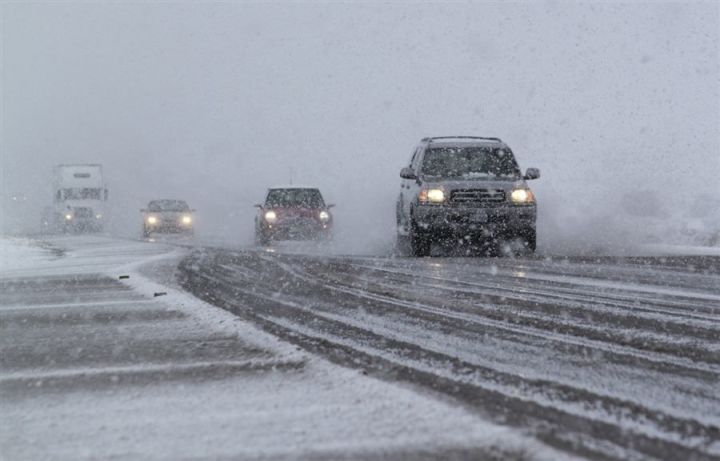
413,204,536,237
259,220,331,240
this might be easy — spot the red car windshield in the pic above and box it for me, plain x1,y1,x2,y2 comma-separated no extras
265,189,325,209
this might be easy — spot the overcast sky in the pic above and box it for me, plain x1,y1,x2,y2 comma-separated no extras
1,1,718,251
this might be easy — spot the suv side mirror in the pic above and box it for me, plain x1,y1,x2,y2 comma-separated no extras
140,209,147,212
327,204,336,209
400,167,417,180
524,168,540,180
254,203,263,208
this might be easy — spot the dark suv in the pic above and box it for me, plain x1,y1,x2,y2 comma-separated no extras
396,136,540,256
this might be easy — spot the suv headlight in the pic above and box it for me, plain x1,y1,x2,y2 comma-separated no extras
510,189,535,204
147,216,158,224
418,188,445,204
264,210,277,223
319,211,330,221
181,215,192,225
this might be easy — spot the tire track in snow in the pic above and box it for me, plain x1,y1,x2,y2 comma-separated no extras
179,249,720,461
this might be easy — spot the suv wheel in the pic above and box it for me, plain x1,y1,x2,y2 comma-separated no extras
255,230,270,246
498,229,536,256
395,233,409,256
520,228,536,252
410,223,431,257
493,228,536,256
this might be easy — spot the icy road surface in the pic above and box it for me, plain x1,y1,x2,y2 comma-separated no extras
180,246,720,461
0,236,569,461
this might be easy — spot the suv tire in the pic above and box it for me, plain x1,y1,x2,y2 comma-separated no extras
396,233,415,257
410,223,431,257
521,228,537,252
255,231,270,247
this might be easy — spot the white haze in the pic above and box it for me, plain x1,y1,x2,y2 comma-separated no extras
1,2,718,254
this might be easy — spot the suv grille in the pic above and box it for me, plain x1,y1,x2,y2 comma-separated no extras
450,189,506,204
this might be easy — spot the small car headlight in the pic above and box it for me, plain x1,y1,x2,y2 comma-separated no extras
65,214,73,221
147,216,158,224
419,188,445,204
511,189,534,204
319,211,330,221
182,215,192,225
264,210,277,223
96,214,103,220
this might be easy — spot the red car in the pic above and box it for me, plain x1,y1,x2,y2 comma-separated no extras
255,187,334,245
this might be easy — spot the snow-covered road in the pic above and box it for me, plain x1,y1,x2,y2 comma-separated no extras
180,247,720,461
0,236,569,460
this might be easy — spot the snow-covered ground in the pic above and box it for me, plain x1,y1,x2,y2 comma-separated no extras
0,236,572,460
178,242,720,460
0,238,58,273
639,243,720,257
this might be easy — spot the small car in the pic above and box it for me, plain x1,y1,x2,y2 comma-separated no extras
141,199,195,237
396,136,540,256
255,187,334,245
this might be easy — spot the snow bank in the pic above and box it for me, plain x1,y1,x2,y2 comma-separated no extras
0,237,54,273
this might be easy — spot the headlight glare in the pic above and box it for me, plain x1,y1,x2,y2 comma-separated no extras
264,210,277,223
319,211,330,221
419,188,445,204
147,216,158,224
65,214,73,221
511,189,534,204
182,215,192,225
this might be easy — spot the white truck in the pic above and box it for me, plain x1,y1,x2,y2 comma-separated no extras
43,164,108,233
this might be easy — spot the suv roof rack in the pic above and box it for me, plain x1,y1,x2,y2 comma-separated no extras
421,136,503,143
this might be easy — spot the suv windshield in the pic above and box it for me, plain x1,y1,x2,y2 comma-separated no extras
148,200,190,212
266,189,325,208
421,147,521,179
